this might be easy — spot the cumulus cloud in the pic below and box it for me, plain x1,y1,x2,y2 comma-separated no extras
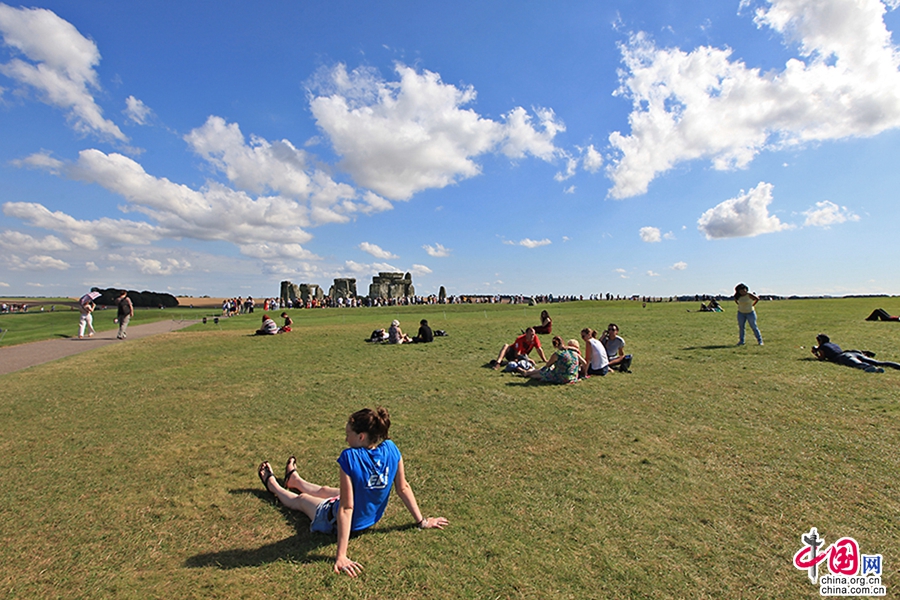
343,259,401,276
423,243,451,257
507,238,552,248
608,0,900,198
309,63,565,200
184,116,370,223
124,95,152,125
4,201,164,248
10,147,324,255
0,229,68,252
671,261,688,270
582,144,603,172
107,252,191,276
12,150,63,173
697,181,792,239
359,241,397,259
647,270,660,276
0,281,9,287
802,200,860,227
0,4,126,141
410,263,432,276
639,226,662,242
5,253,69,270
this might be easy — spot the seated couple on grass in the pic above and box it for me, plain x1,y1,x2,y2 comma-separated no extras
491,327,548,370
517,336,586,384
257,407,448,577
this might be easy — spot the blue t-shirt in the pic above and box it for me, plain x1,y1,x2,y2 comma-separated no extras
336,439,401,531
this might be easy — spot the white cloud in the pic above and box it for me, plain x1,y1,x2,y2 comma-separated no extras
563,185,576,194
0,281,9,287
184,116,366,222
639,226,662,243
124,95,152,125
608,0,900,198
647,270,660,276
671,261,688,270
517,238,552,248
86,261,98,271
12,151,64,173
410,263,432,276
0,4,127,141
802,200,860,227
554,154,578,181
423,243,451,257
359,241,397,259
614,268,627,273
309,63,564,200
342,259,401,276
3,201,164,248
107,253,191,276
582,144,603,173
697,181,793,239
5,253,69,270
0,229,68,252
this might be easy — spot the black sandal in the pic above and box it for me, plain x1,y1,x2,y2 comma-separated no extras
284,456,298,491
258,461,276,494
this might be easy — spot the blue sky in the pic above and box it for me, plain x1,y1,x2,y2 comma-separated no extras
2,0,899,299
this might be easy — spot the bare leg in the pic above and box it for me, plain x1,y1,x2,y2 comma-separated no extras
258,461,335,521
494,344,511,369
284,456,340,498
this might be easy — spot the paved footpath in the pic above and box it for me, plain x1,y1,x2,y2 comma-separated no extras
0,319,198,376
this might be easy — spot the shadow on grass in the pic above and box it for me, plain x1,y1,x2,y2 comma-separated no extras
184,488,415,570
682,344,738,350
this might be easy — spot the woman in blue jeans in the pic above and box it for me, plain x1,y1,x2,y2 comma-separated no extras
734,283,763,345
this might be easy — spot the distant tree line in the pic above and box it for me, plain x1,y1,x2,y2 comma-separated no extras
91,287,179,308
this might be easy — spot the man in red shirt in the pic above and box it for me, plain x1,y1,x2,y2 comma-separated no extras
491,327,548,370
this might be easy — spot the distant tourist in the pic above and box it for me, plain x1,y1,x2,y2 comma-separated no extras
491,327,548,370
734,283,763,345
77,295,96,339
412,319,433,343
600,323,632,372
115,290,134,340
256,407,448,577
865,308,899,322
255,314,278,335
533,310,552,334
388,320,412,344
812,334,900,372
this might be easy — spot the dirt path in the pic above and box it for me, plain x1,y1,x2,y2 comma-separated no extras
0,319,199,376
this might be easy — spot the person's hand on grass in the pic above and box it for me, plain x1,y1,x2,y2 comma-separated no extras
420,516,449,529
335,555,362,577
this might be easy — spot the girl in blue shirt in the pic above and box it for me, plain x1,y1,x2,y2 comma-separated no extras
257,407,448,577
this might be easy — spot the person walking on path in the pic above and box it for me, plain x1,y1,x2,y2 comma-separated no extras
734,283,763,346
116,290,134,339
77,297,96,339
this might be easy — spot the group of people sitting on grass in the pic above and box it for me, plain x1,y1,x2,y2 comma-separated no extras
368,319,434,344
254,313,293,335
489,315,633,384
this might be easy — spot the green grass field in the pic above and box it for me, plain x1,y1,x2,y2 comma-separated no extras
1,298,898,598
0,305,220,347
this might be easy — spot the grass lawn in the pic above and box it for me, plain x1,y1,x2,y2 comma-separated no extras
1,298,898,598
0,306,220,348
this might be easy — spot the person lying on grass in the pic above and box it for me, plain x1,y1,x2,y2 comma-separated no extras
517,336,585,384
257,407,448,577
811,333,900,373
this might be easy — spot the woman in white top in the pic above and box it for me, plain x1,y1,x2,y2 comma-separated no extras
580,328,609,376
734,283,763,346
